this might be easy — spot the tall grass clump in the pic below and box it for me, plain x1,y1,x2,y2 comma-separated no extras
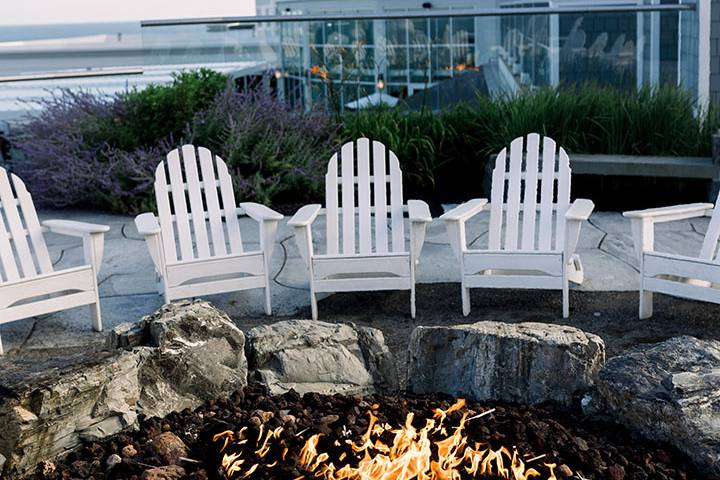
468,84,719,157
342,105,475,193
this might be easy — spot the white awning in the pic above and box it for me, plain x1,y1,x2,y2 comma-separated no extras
345,92,399,109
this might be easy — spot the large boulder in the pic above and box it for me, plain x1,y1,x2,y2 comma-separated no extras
114,300,248,418
596,336,720,475
0,300,247,478
408,321,605,405
0,351,141,478
246,320,397,395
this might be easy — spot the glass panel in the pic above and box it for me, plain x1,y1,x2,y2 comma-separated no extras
0,5,701,119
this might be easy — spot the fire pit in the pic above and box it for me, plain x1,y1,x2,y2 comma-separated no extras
27,384,702,480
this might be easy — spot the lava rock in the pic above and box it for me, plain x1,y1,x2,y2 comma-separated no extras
142,465,186,480
150,432,188,465
122,444,138,457
407,321,605,405
596,336,720,476
246,320,397,395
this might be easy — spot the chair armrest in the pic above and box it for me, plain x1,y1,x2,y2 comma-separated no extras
440,199,488,223
565,199,595,221
289,204,322,228
134,213,161,236
239,202,284,222
623,203,713,223
42,219,110,237
408,200,432,223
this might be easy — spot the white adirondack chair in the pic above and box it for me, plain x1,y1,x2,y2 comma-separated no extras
624,199,720,318
134,145,283,313
288,138,432,320
0,167,109,354
441,133,595,318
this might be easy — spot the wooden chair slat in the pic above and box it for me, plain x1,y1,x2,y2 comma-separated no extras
488,149,507,250
0,171,20,282
389,150,405,252
554,148,572,251
216,157,243,254
166,149,194,261
341,142,356,254
357,138,372,254
182,145,211,259
538,136,557,250
372,142,388,254
198,147,227,256
521,133,540,250
504,136,524,250
154,163,178,263
326,154,339,255
0,168,36,277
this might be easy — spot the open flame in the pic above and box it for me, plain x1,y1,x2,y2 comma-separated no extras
214,399,558,480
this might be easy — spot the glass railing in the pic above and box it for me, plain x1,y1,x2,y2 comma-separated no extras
0,2,704,120
139,3,702,112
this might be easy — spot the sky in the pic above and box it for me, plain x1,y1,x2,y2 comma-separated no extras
0,0,256,25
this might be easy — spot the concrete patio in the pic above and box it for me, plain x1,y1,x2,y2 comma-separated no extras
0,207,713,356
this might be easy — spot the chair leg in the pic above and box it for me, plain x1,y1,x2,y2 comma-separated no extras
90,301,102,332
310,290,318,320
639,289,653,319
263,273,272,316
0,330,4,355
461,284,471,316
562,276,570,319
410,283,416,319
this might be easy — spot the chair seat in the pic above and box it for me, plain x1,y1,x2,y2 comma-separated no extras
1,265,96,323
165,250,265,287
312,252,410,280
463,250,564,277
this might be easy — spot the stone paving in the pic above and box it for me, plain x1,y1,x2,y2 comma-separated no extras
0,208,711,356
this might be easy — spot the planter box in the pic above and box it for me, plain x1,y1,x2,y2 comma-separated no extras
484,149,719,202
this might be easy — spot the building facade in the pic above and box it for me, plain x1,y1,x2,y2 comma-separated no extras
268,0,707,110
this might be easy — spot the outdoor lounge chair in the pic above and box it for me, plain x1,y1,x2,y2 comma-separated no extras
134,145,283,312
624,198,720,318
0,166,109,354
288,138,432,319
441,133,595,318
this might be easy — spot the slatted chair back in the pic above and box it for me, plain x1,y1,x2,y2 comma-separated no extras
155,145,243,263
0,167,54,283
699,198,720,262
325,138,406,255
488,133,571,252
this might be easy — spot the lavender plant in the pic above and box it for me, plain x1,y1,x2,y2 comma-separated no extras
189,85,341,206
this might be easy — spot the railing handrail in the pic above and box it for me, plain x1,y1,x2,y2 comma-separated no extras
0,67,144,84
141,3,696,28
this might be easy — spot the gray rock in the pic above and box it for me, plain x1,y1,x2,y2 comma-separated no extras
246,320,397,395
107,321,148,349
408,321,605,405
134,300,248,418
596,336,720,475
0,300,247,478
0,351,141,477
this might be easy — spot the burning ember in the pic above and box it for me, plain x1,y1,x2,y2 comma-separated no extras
214,399,558,480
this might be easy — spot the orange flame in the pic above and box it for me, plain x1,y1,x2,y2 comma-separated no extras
216,400,558,480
